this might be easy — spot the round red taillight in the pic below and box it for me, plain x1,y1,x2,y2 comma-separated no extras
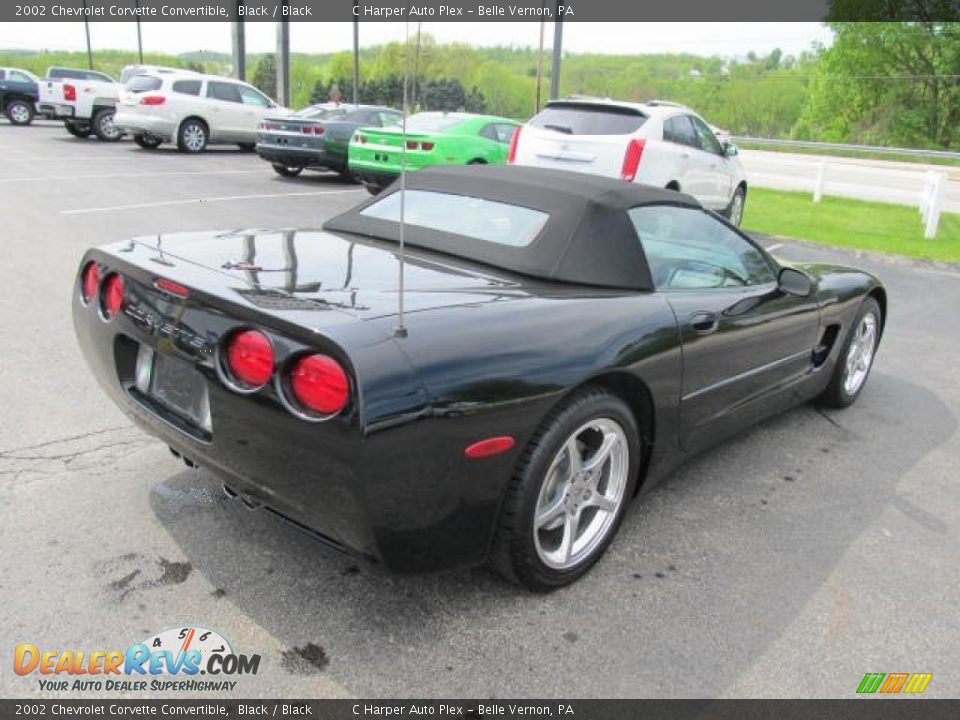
81,262,100,304
225,330,274,389
101,273,125,319
288,354,349,416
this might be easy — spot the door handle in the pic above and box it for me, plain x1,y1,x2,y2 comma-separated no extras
680,152,690,159
689,310,719,335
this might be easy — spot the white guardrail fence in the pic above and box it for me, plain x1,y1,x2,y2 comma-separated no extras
733,137,958,239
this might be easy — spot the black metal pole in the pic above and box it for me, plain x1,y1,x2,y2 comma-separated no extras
276,14,290,107
352,1,360,105
135,0,143,64
83,0,93,70
232,16,246,80
549,12,563,100
535,18,545,112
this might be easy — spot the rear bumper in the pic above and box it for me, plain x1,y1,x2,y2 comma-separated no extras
255,143,340,170
114,110,173,139
39,103,74,119
71,248,512,574
348,167,400,189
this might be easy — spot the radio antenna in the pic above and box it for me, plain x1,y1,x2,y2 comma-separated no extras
395,20,411,339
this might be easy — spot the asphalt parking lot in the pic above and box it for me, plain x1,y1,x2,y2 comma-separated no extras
2,123,958,699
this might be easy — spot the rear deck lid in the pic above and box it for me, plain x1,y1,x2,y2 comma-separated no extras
122,228,529,322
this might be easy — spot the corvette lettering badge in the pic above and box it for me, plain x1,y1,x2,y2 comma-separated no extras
124,302,211,353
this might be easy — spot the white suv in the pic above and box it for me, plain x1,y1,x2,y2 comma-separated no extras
114,72,288,153
510,98,747,225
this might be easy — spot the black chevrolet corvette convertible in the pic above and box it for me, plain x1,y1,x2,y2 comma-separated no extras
73,166,886,590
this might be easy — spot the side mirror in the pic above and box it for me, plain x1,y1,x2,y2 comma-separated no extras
779,267,813,297
723,142,738,157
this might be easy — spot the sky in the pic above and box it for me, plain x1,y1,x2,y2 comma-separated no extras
0,22,833,57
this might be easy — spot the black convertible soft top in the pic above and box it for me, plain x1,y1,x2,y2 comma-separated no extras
323,165,702,290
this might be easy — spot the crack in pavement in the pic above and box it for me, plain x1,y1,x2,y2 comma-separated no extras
0,426,155,486
0,424,133,455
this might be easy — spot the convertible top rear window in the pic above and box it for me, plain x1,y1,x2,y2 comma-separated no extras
361,190,548,247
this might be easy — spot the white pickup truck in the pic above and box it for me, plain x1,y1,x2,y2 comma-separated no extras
38,67,122,141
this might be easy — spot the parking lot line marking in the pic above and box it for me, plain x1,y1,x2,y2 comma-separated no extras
765,243,785,252
59,189,365,215
3,155,144,162
0,169,269,184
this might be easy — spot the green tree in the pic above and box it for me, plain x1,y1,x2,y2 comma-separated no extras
252,55,277,99
799,22,960,148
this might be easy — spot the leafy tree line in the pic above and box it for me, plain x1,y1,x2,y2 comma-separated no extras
303,75,485,113
3,21,958,150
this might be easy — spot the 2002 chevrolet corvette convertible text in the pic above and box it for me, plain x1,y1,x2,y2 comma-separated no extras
73,165,886,590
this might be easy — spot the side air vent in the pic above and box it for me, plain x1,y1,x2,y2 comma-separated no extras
812,324,840,367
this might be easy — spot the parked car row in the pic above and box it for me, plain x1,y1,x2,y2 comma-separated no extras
2,65,748,223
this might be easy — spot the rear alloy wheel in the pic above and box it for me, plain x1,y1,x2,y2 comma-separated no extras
64,120,92,138
818,297,881,409
92,107,122,141
272,164,303,177
134,134,162,150
726,186,746,227
489,387,639,591
177,119,208,153
5,99,34,126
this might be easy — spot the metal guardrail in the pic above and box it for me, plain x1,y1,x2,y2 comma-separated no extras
732,136,960,162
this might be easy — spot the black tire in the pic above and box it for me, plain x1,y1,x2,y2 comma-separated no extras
64,120,92,138
817,297,882,409
134,134,162,150
724,185,746,227
5,99,35,126
92,107,122,141
488,387,640,591
177,118,208,154
272,163,303,177
365,183,383,195
238,143,256,152
467,158,487,165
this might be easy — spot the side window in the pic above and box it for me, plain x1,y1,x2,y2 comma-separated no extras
207,81,242,103
238,85,271,107
690,116,724,156
10,71,34,83
663,115,697,148
0,70,6,80
630,205,775,290
494,124,517,144
479,123,499,141
172,79,201,96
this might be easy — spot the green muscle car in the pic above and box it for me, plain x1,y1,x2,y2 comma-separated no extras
348,111,520,193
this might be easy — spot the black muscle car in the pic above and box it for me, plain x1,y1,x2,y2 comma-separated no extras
73,166,886,590
256,104,402,178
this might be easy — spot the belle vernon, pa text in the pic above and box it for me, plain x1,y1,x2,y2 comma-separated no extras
354,4,576,17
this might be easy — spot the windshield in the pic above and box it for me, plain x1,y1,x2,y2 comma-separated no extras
125,75,162,93
530,104,647,135
361,190,548,247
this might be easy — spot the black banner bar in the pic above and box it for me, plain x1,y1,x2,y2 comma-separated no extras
4,0,960,22
3,700,960,719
